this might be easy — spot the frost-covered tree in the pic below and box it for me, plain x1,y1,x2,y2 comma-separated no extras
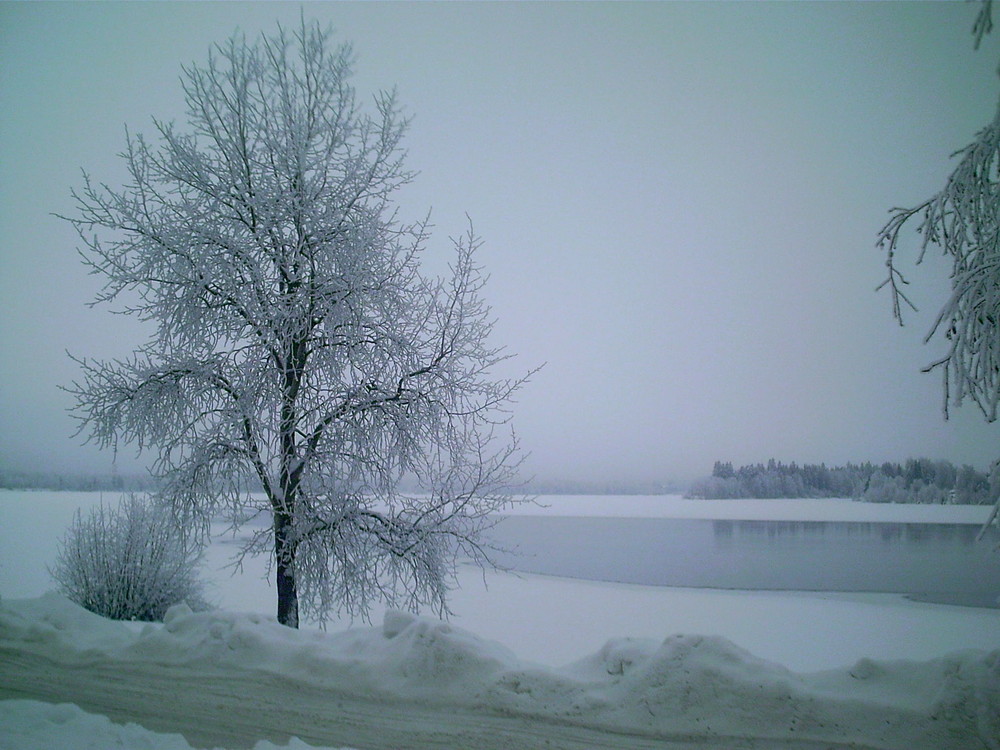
877,0,1000,532
64,21,531,627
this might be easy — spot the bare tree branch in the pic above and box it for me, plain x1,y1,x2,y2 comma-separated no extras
878,0,1000,534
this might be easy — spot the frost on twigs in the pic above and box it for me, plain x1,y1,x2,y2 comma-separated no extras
62,20,535,627
877,98,1000,425
877,0,1000,533
49,494,208,622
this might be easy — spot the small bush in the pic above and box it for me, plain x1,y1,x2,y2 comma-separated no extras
50,494,207,621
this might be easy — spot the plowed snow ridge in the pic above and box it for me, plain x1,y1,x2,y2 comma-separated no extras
1,594,998,750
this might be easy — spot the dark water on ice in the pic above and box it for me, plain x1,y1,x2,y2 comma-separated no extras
488,516,1000,608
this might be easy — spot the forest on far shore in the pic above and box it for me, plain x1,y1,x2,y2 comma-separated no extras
688,458,994,504
1,459,993,504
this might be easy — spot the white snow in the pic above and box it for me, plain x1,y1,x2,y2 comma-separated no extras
0,593,997,749
447,567,1000,672
0,699,356,750
1,490,999,749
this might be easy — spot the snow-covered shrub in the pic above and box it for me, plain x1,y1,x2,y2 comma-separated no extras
50,494,207,621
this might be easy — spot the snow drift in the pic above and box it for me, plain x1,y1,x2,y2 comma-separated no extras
1,593,997,749
0,699,356,750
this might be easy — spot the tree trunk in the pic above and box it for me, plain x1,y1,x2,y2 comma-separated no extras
977,498,999,543
274,510,299,628
274,331,307,628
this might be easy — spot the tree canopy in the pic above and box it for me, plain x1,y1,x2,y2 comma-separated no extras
65,20,532,626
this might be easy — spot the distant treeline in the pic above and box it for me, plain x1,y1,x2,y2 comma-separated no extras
0,469,159,492
688,458,994,505
520,478,685,496
0,469,684,497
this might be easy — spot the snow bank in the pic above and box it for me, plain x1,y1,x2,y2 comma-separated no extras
2,594,997,749
0,700,357,750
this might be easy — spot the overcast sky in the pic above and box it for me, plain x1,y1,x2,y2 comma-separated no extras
2,1,998,484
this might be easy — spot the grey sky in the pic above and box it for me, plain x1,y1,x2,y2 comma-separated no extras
1,1,997,483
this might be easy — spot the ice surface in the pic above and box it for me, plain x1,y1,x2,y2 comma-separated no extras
507,494,997,523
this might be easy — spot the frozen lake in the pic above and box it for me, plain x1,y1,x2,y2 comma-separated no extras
3,491,998,609
488,515,1000,608
1,490,998,671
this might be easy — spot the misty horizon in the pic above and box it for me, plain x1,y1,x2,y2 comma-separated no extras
2,2,998,485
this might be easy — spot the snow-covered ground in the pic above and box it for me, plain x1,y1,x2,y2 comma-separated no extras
2,594,999,750
1,491,998,749
0,699,354,750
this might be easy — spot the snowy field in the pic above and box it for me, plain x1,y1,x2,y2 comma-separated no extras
1,490,998,749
